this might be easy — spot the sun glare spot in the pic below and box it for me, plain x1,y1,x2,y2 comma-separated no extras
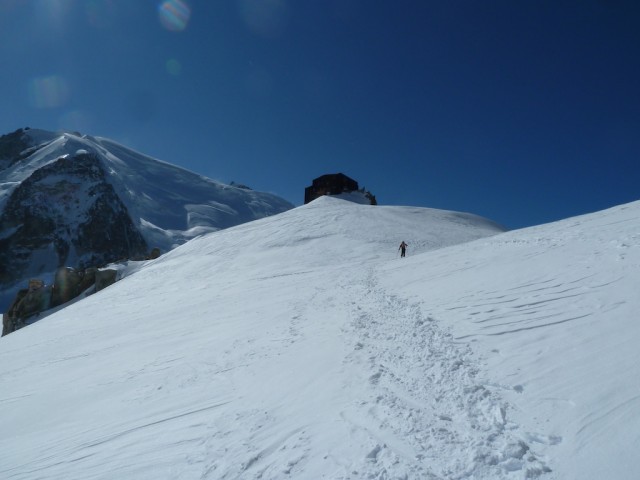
166,58,182,76
34,0,73,30
158,0,191,32
27,75,70,109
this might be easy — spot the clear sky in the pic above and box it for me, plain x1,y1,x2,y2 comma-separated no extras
1,1,639,229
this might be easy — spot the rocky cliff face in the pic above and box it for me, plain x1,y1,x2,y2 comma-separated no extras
0,128,293,312
0,128,33,170
0,150,148,286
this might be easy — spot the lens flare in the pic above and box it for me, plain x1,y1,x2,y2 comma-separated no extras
35,0,73,30
158,0,190,32
165,58,182,76
27,75,70,109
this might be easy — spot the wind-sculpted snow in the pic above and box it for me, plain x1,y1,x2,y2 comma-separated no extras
89,135,293,243
379,200,640,480
341,270,551,478
1,197,638,479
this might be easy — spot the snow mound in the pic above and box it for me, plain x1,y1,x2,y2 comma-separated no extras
1,197,638,479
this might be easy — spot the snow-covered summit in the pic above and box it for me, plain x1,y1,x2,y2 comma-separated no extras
1,128,293,241
0,128,293,310
1,196,638,478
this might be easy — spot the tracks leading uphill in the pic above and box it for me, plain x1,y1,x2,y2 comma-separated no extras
339,267,552,479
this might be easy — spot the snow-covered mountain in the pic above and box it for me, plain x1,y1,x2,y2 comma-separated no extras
0,128,293,310
1,195,638,479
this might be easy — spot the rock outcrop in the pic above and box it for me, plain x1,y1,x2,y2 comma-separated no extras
304,173,377,205
0,151,148,288
3,280,52,336
2,265,120,336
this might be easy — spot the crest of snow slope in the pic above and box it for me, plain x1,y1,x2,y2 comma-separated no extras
4,197,638,479
0,197,512,480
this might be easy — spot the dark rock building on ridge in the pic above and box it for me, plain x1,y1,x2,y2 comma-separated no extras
304,173,377,205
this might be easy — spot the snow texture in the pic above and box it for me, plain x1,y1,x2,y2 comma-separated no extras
1,196,639,479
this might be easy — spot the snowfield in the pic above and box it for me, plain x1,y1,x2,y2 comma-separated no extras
1,196,639,479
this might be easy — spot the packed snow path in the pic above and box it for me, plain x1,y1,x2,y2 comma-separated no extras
187,264,551,479
338,267,551,479
2,197,639,479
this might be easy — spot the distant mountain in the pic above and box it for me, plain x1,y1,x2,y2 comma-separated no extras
0,128,293,310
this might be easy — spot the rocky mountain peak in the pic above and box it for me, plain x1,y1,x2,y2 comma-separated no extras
0,128,293,311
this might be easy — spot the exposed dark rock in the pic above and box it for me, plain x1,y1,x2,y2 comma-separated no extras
230,181,252,190
0,127,293,330
50,267,83,307
95,269,117,292
304,173,377,205
363,190,377,205
3,265,117,336
15,284,52,320
3,289,28,336
0,151,147,287
78,267,97,293
304,173,358,204
0,128,31,171
1,280,52,336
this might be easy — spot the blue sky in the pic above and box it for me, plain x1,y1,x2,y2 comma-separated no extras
1,0,639,229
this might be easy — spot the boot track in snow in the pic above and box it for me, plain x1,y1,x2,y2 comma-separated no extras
339,267,552,479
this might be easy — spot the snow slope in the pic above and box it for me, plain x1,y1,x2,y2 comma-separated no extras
378,200,640,480
1,197,638,479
